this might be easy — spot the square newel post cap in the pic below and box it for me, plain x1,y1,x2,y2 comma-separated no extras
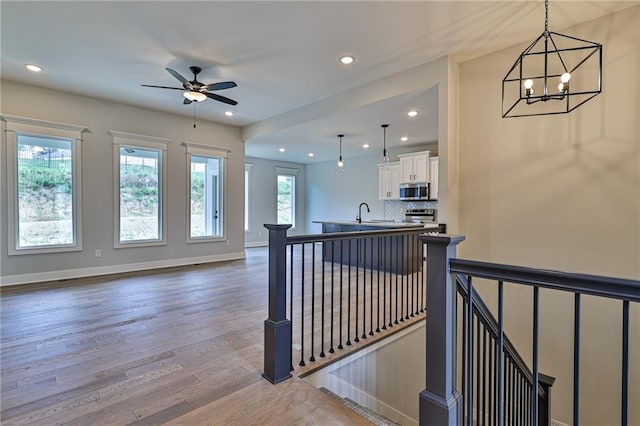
419,233,465,246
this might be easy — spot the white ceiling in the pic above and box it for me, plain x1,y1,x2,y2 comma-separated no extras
2,1,636,164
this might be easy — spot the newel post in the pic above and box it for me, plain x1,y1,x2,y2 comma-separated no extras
262,224,293,384
419,234,466,426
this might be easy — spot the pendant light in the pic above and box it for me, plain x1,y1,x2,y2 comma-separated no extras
336,134,345,175
502,0,602,117
381,124,389,163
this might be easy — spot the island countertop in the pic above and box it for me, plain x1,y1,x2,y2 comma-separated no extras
313,219,440,229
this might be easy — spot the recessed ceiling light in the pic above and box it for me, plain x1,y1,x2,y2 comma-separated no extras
308,152,315,157
339,55,354,65
279,148,286,153
408,110,419,117
362,144,370,149
224,111,234,117
400,136,409,142
25,64,43,72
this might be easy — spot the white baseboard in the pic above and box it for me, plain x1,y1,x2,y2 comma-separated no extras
244,241,268,248
0,251,246,287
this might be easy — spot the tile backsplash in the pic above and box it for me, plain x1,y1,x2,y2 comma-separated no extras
384,200,438,220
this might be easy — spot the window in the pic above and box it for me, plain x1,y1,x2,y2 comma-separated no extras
111,131,168,247
3,115,85,255
276,168,298,228
184,142,229,242
244,163,252,232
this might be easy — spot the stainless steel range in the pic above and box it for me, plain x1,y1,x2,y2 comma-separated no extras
405,208,437,223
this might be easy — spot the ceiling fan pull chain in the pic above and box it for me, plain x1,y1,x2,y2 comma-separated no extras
193,103,197,128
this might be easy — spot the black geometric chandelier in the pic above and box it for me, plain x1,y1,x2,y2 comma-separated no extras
502,0,602,118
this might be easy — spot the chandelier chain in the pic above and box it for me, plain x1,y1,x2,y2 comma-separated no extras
544,0,549,34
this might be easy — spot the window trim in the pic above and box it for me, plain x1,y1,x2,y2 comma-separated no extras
2,115,86,255
184,141,230,244
111,130,169,248
275,167,299,230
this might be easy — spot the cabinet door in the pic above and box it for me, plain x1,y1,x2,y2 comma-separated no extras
379,166,391,199
389,164,400,199
399,157,414,183
413,154,429,182
429,157,438,200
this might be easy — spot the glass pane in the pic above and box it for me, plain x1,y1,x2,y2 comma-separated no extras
190,155,222,238
16,135,74,247
277,174,295,226
244,169,249,232
119,147,160,242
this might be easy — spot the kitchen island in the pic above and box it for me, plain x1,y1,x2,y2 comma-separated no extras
313,220,442,274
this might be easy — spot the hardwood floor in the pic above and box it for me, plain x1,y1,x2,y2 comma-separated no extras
1,248,421,425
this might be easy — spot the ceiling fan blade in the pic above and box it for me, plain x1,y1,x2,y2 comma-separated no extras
204,81,237,91
204,92,238,106
183,98,192,105
165,68,189,85
141,84,183,90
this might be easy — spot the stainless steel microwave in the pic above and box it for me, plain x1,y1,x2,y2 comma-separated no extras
399,182,430,200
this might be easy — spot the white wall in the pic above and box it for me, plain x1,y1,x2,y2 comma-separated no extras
1,80,245,285
244,156,305,245
458,6,639,425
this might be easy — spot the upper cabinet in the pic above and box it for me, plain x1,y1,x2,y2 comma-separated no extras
429,156,439,200
398,151,429,183
378,162,400,200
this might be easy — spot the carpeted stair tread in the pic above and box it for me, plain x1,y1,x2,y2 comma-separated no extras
319,387,401,425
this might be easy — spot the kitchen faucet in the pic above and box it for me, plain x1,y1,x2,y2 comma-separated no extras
356,202,370,223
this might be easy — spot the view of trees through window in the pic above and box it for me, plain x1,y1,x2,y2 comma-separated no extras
277,174,295,226
16,135,74,248
119,147,160,242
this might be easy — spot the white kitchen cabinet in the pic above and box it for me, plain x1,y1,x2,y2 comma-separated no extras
398,151,430,183
378,162,400,200
429,156,439,200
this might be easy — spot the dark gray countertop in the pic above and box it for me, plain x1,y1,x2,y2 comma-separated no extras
313,220,440,229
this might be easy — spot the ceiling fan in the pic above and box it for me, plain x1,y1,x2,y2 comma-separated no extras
141,66,238,106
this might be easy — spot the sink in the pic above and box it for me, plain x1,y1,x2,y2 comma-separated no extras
360,219,391,223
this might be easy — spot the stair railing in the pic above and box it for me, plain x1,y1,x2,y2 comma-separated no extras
419,234,640,426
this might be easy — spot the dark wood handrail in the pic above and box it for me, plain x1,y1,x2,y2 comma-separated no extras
450,258,640,302
286,226,441,244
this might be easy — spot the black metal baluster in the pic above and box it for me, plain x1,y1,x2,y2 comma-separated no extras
289,244,294,371
622,300,629,426
410,234,415,317
476,314,481,426
299,243,306,367
420,238,426,313
574,293,580,425
383,236,388,330
338,240,344,351
361,238,367,340
320,242,326,358
329,241,335,354
483,326,487,426
467,276,474,426
508,358,513,426
404,235,409,320
347,239,352,346
400,236,405,323
309,243,316,363
376,237,381,333
354,239,360,343
369,237,374,336
394,236,399,325
498,280,504,426
489,334,495,426
462,293,467,423
532,286,539,426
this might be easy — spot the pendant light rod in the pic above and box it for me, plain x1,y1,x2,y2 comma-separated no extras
381,124,389,160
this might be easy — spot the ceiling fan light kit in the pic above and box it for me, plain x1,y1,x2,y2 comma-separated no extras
502,0,602,118
183,91,207,102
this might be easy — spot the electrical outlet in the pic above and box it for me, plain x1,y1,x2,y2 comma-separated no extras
95,249,101,258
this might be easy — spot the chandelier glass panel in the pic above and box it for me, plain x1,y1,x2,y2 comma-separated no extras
502,0,602,118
